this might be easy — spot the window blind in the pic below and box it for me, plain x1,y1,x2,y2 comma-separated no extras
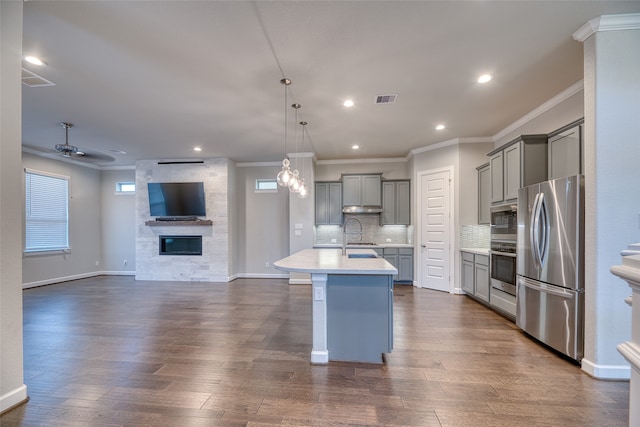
25,169,70,252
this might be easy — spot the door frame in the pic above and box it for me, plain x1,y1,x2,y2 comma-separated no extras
415,166,455,293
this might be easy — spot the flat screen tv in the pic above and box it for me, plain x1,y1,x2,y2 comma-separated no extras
148,182,206,219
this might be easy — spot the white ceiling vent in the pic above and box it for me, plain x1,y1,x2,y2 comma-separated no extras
22,68,56,88
374,94,397,104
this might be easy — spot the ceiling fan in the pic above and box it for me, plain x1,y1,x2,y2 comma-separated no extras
52,122,115,163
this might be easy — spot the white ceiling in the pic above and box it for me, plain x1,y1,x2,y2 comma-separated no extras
21,1,640,167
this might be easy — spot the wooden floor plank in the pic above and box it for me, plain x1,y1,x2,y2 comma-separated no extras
0,276,629,426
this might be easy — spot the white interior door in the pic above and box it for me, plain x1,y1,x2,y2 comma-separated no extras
418,169,451,292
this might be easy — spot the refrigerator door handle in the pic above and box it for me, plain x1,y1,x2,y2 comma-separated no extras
520,277,575,299
531,193,542,268
538,193,548,267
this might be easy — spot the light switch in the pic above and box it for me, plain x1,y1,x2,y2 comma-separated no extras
295,229,302,236
295,223,303,230
314,287,324,301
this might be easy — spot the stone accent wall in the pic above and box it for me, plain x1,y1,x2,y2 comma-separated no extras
135,159,230,282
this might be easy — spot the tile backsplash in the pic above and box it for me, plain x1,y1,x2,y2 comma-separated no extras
460,224,490,248
315,214,409,245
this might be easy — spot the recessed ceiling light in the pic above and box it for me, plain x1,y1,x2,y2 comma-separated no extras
24,55,46,66
478,74,492,84
436,124,446,130
352,145,359,150
343,99,354,108
193,146,202,152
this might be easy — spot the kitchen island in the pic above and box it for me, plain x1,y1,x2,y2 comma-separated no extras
274,248,397,364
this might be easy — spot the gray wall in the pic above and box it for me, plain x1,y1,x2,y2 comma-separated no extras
235,164,289,277
1,0,27,411
582,28,638,377
22,153,103,287
315,160,410,181
101,169,136,273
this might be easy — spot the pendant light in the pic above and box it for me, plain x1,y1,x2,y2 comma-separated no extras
288,103,302,192
276,78,293,187
297,120,309,198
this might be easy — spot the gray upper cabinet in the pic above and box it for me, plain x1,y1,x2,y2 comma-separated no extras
342,174,382,207
477,163,490,224
381,180,410,225
488,134,548,204
490,151,504,204
315,182,343,225
548,119,583,180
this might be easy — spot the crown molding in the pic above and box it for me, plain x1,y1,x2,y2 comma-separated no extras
492,80,584,143
315,157,408,166
573,13,640,42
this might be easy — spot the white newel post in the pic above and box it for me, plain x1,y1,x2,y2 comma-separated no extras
611,253,640,426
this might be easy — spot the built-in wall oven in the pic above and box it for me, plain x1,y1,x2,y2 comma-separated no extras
490,205,517,296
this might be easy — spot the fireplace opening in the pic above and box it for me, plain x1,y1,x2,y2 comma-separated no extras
159,235,202,256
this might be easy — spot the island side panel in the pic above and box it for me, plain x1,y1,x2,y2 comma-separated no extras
326,274,394,363
310,273,329,364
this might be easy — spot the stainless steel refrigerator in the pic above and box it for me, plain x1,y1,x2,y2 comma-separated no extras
516,174,584,361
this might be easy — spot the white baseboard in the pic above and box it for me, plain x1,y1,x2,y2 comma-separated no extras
22,270,135,289
581,357,631,380
235,273,289,280
0,384,27,414
23,271,291,288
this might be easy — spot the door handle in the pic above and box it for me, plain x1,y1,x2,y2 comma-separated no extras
421,244,426,248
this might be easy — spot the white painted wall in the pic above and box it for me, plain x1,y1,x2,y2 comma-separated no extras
22,153,103,287
101,169,136,274
0,0,27,412
581,25,639,378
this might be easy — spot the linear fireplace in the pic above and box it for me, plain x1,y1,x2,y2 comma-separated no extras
159,235,202,256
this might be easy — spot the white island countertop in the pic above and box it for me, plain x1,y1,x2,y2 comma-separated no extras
274,248,397,275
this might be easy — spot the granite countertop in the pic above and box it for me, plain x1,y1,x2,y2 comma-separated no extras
274,248,398,275
460,247,490,256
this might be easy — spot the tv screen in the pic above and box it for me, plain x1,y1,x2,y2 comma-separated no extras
148,182,206,218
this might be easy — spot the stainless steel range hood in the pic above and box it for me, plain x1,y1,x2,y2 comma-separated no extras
342,206,382,214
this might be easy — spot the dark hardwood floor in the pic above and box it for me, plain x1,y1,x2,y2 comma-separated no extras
1,276,629,426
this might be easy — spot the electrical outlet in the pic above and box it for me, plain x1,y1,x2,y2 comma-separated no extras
386,238,392,243
331,238,337,243
123,259,128,266
265,262,270,268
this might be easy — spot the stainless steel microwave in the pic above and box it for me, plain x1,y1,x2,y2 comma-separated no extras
490,204,517,242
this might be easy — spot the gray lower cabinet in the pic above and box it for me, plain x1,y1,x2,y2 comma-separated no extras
383,247,413,283
381,180,410,225
461,251,489,303
315,182,343,225
326,274,393,363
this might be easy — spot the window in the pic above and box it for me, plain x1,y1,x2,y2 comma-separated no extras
24,169,69,253
255,179,278,193
115,182,136,193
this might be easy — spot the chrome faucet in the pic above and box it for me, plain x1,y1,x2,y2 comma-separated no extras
342,217,363,255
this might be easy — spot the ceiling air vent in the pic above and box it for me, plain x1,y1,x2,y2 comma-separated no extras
374,94,397,104
22,68,55,88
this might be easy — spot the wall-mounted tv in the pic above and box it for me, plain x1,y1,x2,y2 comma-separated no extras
148,182,206,219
